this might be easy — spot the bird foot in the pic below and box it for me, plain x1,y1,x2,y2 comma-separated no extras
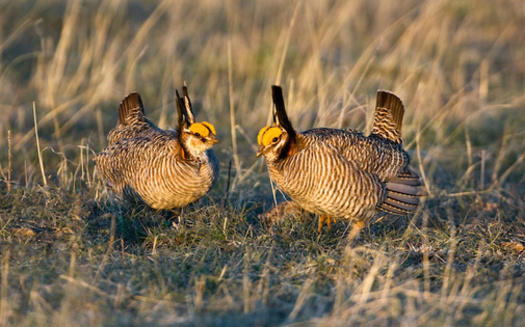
318,215,337,233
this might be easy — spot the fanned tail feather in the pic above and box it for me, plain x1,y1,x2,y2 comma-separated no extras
371,90,405,143
118,92,145,126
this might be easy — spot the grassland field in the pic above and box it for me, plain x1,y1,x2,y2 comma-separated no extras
1,0,525,326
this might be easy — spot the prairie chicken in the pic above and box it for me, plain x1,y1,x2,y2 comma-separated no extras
257,85,422,240
95,86,220,210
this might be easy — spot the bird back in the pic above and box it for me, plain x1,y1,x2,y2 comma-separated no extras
108,93,159,144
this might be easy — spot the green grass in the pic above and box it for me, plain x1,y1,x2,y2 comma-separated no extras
1,0,525,325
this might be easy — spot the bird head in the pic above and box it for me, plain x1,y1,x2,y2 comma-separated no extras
256,125,291,161
176,86,219,154
257,85,296,161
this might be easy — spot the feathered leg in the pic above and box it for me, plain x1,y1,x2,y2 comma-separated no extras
348,220,366,241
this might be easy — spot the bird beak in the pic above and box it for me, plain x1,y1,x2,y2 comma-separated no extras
210,134,219,144
256,145,265,157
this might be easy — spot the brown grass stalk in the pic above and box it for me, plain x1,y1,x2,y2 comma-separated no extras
33,101,47,187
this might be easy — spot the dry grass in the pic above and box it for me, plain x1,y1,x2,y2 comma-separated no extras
1,0,525,325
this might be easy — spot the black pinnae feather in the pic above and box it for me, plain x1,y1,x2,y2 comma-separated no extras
175,89,187,130
182,86,195,123
271,85,295,137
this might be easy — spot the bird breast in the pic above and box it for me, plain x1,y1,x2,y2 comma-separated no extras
138,149,219,210
267,142,385,220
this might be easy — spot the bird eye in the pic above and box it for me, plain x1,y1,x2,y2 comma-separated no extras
195,133,201,137
272,137,278,142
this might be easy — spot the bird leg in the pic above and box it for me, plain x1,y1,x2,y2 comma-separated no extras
348,220,366,241
318,215,337,233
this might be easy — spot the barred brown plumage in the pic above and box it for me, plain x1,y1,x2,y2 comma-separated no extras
95,86,220,210
257,85,423,240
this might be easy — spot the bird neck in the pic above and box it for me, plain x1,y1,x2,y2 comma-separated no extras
278,133,303,160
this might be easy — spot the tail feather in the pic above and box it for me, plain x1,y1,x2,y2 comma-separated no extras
118,92,145,126
392,177,422,186
385,182,421,196
383,197,419,212
380,201,413,215
387,190,419,205
371,90,404,143
379,175,423,215
392,166,422,186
